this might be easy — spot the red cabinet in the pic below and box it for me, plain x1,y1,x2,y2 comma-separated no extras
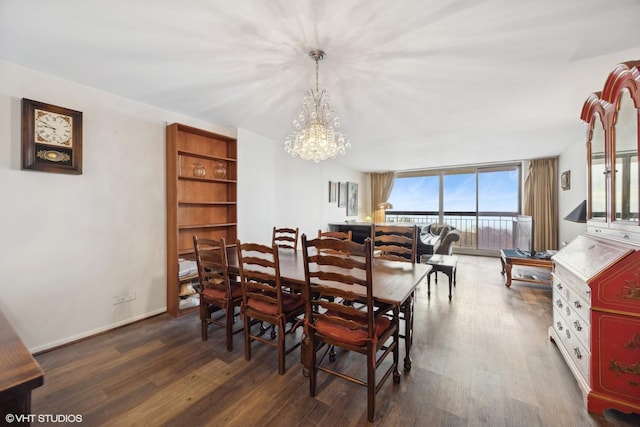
551,234,640,415
591,313,640,405
588,249,640,415
556,59,640,416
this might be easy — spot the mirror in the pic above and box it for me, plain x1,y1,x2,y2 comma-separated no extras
589,116,607,219
613,89,639,222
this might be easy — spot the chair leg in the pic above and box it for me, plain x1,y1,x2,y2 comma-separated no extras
225,304,234,351
244,312,252,361
308,334,317,397
259,321,269,336
393,311,401,383
367,342,376,422
200,303,208,341
278,319,286,375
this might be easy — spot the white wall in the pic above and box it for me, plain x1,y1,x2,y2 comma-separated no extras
557,137,588,246
0,60,364,352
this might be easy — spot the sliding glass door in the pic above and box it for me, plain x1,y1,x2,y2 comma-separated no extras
387,164,522,253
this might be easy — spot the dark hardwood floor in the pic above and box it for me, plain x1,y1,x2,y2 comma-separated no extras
32,256,616,426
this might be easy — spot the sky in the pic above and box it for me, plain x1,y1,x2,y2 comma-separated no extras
389,169,519,213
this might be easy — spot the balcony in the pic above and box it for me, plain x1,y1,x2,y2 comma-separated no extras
384,211,518,255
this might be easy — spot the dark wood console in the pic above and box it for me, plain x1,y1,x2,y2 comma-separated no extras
328,222,373,243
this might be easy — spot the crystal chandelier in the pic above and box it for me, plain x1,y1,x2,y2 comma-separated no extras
284,50,350,162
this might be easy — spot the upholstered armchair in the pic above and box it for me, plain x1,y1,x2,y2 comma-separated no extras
434,227,460,255
417,224,460,257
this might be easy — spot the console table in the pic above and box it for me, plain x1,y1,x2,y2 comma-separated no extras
500,249,553,287
0,310,44,424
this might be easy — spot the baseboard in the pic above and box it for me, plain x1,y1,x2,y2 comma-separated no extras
30,308,167,355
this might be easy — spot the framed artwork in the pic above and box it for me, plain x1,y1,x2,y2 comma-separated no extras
347,182,358,216
329,181,338,203
338,182,347,207
21,98,83,174
561,170,570,191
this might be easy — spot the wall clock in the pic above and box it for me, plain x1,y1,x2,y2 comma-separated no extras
21,98,83,174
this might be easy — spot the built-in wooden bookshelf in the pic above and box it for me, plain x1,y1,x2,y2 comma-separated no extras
166,123,237,317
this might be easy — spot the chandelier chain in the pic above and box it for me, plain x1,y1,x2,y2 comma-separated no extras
315,55,319,93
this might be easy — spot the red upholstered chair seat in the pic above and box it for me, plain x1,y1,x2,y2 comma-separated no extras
247,292,304,316
202,283,242,300
316,313,391,347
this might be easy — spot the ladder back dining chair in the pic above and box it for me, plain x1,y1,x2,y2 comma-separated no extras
272,227,299,250
193,236,243,351
317,229,352,255
301,234,400,422
371,224,418,363
236,240,305,375
372,224,418,263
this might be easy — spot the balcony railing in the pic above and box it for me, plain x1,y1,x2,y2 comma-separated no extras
384,211,518,252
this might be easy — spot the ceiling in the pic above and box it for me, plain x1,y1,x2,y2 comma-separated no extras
1,0,640,172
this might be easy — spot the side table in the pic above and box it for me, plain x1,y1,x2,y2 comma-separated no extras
426,255,458,300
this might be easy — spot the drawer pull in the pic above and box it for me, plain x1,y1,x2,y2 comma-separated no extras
556,321,563,331
573,320,582,332
556,283,563,290
574,347,582,360
556,299,563,309
574,301,582,309
566,330,571,339
566,307,571,317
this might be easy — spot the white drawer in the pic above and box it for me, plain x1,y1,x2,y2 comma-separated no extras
553,264,591,303
553,307,590,383
553,285,590,349
553,278,591,326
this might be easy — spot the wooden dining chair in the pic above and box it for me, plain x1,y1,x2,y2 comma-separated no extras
317,229,352,256
272,227,299,250
301,234,400,422
317,229,352,241
236,240,305,375
372,224,417,263
193,236,243,351
372,224,417,362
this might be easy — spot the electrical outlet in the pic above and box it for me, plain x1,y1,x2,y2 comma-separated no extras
113,292,136,305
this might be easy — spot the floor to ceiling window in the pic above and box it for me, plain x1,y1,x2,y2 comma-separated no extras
386,164,522,254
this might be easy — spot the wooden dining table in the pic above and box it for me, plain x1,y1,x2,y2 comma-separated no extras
226,247,431,371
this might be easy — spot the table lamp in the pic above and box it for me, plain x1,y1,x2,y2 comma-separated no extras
377,202,393,223
564,200,587,223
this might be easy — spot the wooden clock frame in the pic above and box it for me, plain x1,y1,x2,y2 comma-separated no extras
21,98,83,175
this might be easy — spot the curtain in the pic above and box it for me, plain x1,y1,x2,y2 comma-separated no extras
370,171,396,223
524,158,558,251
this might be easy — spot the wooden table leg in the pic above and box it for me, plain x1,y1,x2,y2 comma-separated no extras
504,263,512,287
448,270,453,300
403,294,414,371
